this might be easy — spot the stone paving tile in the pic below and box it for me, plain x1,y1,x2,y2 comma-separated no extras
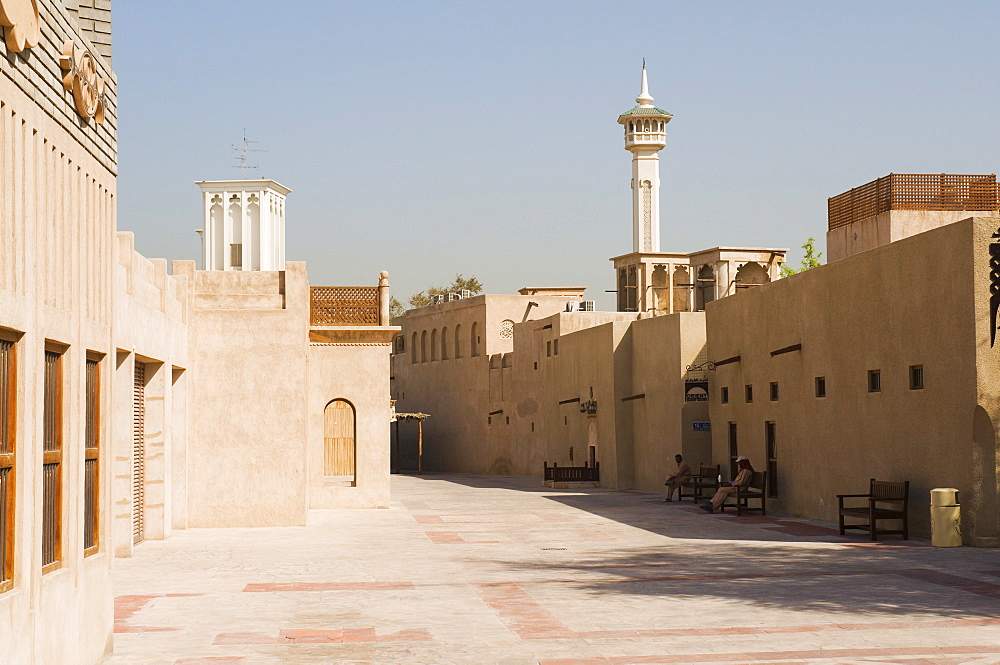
106,473,1000,664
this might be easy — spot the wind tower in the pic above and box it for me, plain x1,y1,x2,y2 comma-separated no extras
194,179,291,271
618,62,672,253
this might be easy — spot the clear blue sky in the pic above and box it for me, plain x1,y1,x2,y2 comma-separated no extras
115,1,1000,310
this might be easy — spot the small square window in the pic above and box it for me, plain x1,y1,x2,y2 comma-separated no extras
815,376,826,398
745,385,753,403
546,341,552,357
868,370,881,393
910,365,924,390
488,416,492,425
505,416,510,425
553,339,559,355
531,422,535,432
564,416,568,425
533,361,538,370
721,387,729,404
769,382,779,401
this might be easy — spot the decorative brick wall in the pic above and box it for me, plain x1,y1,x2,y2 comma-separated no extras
62,0,112,66
0,0,117,174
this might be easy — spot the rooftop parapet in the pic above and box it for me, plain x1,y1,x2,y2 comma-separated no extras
828,173,1000,231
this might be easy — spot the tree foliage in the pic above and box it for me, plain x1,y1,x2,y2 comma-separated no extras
780,237,823,277
390,274,484,320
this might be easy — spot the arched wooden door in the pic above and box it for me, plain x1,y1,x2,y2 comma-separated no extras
324,400,356,479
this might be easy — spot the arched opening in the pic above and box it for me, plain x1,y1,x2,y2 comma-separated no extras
410,332,418,364
629,121,634,132
627,266,637,312
652,264,668,312
431,329,438,361
454,324,462,358
696,265,716,310
735,261,770,290
441,326,449,360
673,266,690,312
471,322,479,357
323,399,356,481
420,331,427,363
500,319,514,340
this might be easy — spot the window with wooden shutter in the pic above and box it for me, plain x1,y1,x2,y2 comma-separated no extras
323,399,356,482
230,243,243,268
42,349,62,571
84,358,100,555
0,338,15,592
133,363,145,545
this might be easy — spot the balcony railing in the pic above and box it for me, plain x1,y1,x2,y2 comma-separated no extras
310,286,380,326
828,173,1000,230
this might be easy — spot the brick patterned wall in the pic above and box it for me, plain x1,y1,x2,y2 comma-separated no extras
63,0,112,65
0,0,117,173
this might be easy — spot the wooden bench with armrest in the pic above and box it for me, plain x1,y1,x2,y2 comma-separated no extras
679,463,719,502
838,478,909,540
720,471,767,516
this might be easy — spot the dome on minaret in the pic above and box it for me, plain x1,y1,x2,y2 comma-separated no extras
618,63,672,123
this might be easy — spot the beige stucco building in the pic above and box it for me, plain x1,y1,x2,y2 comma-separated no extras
0,3,398,662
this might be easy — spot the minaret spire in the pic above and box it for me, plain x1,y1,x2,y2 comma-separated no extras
636,59,654,107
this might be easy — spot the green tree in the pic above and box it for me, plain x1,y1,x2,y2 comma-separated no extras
389,297,406,320
780,237,823,277
392,274,485,318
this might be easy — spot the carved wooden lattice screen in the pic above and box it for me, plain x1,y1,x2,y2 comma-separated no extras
310,287,379,325
828,173,1000,230
133,363,145,545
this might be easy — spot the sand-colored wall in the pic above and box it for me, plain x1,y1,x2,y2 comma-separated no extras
307,338,394,509
0,0,118,661
827,209,999,263
176,262,310,527
112,233,189,556
707,217,994,541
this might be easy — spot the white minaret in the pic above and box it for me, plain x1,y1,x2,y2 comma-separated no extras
194,179,291,271
618,63,672,253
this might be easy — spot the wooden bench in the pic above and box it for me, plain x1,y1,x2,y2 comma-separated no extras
838,478,909,540
679,463,719,502
720,471,767,516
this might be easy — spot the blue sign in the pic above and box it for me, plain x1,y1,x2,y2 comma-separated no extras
692,421,711,432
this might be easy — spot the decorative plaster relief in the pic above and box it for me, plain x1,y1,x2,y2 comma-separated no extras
59,41,107,123
990,226,1000,347
499,320,514,340
0,0,40,52
641,180,652,251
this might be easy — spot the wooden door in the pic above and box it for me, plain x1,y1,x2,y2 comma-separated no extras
324,400,356,479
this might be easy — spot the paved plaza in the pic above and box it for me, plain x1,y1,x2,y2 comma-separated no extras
107,474,1000,664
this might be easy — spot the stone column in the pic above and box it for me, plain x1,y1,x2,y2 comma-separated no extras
378,271,391,325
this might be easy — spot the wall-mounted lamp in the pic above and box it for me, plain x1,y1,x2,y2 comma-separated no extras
579,387,597,416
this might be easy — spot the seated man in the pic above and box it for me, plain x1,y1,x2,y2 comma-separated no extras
663,454,692,502
701,456,753,513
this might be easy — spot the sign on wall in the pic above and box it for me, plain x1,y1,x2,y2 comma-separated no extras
60,41,106,124
684,380,708,402
692,422,711,431
0,0,40,52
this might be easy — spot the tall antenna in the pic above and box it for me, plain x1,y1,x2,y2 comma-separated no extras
231,129,266,178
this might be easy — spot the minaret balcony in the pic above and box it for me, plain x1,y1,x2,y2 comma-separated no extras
624,133,666,148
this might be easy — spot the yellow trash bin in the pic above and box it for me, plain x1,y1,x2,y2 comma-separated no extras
930,488,962,547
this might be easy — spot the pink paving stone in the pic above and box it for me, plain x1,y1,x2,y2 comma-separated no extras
279,628,377,643
426,531,464,543
378,628,434,642
413,514,444,523
175,659,247,664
